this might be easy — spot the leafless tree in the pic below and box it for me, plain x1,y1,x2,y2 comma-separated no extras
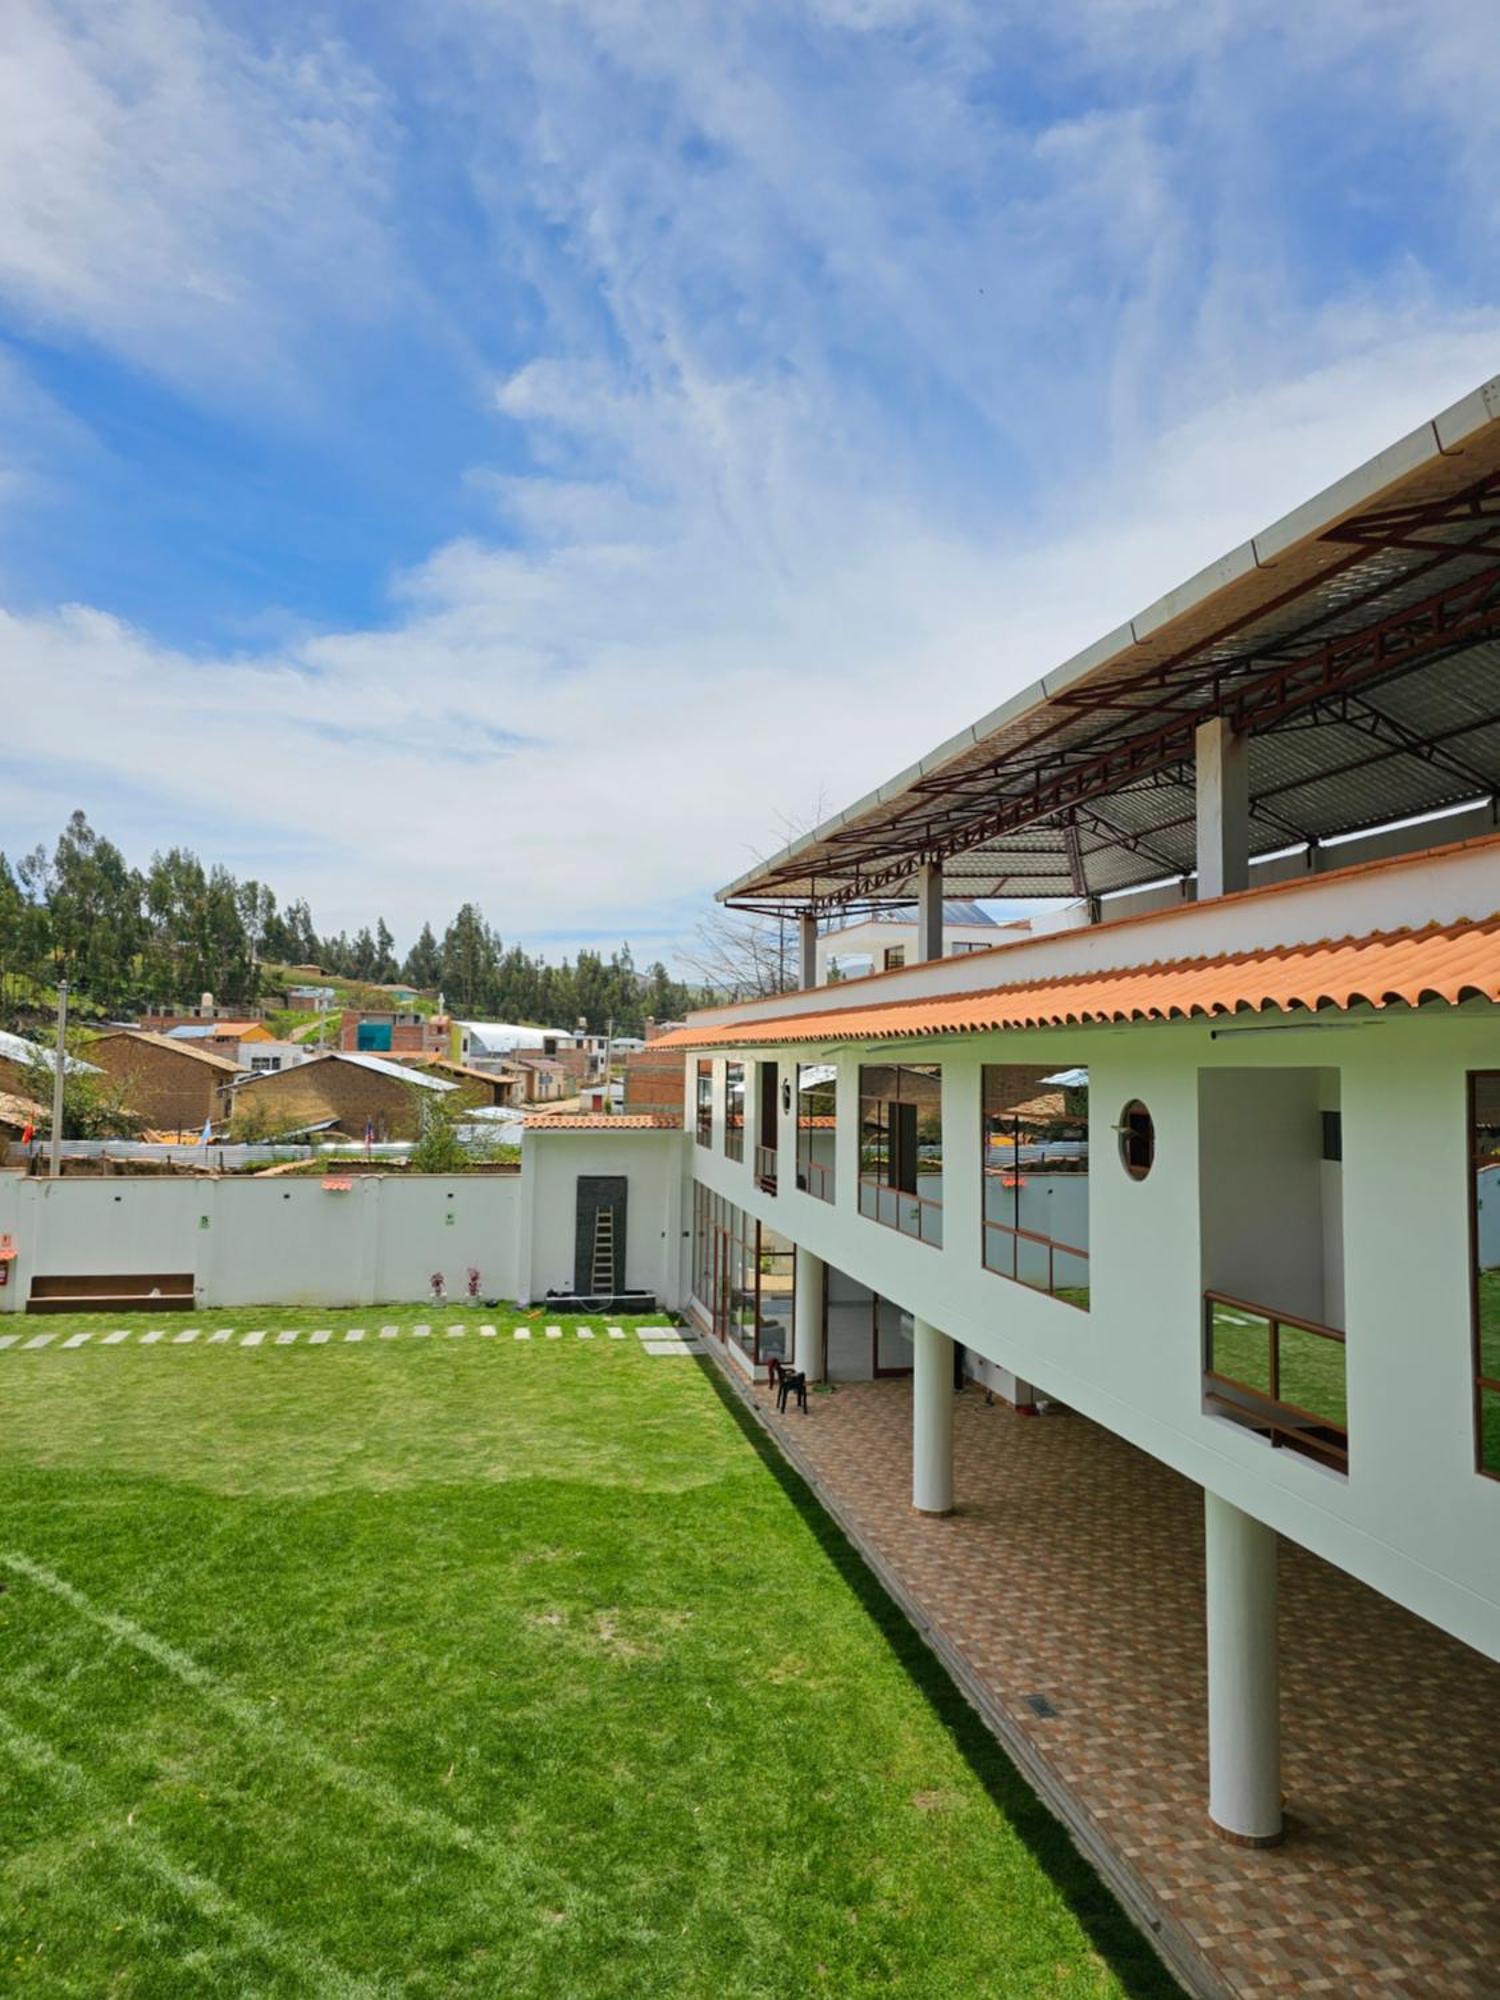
680,791,834,1001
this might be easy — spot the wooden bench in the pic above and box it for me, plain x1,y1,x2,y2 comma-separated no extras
27,1272,195,1315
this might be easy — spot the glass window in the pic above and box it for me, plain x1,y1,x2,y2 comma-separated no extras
1470,1074,1500,1480
883,945,906,971
695,1060,713,1148
756,1224,795,1364
795,1062,836,1202
981,1065,1089,1309
1119,1100,1154,1180
691,1188,796,1366
724,1062,745,1162
755,1061,779,1192
858,1062,942,1246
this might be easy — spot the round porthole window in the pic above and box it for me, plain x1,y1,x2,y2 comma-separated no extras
1118,1100,1154,1181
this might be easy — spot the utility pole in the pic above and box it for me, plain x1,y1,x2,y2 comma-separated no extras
48,979,68,1181
603,1016,615,1113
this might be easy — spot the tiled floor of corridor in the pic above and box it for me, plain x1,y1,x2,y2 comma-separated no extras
749,1373,1500,1998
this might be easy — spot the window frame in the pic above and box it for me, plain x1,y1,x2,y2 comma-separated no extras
695,1060,713,1148
754,1059,779,1193
857,1061,943,1247
724,1061,746,1163
691,1186,794,1367
795,1062,836,1204
1468,1071,1500,1483
1118,1100,1155,1181
980,1065,1089,1311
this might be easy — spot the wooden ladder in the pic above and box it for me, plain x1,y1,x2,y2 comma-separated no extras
589,1206,616,1296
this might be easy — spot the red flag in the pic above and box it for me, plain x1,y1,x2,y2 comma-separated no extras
20,1122,34,1146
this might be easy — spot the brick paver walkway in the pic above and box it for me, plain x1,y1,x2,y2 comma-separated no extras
747,1374,1500,1998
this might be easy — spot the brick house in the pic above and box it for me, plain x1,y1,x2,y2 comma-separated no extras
139,1005,268,1032
622,1042,686,1116
229,1051,455,1140
339,1011,450,1056
87,1031,240,1135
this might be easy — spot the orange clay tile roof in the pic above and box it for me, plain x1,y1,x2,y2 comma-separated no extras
522,1113,683,1130
651,915,1500,1049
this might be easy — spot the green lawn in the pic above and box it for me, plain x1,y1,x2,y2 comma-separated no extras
0,1308,1175,1998
1207,1302,1347,1429
1479,1273,1500,1477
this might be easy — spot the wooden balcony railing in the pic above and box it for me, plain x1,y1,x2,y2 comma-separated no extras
754,1144,778,1194
1203,1290,1348,1473
983,1219,1090,1309
796,1153,835,1203
858,1176,943,1248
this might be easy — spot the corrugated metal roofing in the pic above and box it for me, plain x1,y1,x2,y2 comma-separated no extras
317,1051,456,1090
235,1050,456,1091
0,1029,99,1076
652,915,1500,1048
722,377,1500,913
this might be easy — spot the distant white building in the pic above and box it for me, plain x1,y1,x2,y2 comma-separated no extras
817,901,1022,982
454,1022,580,1069
238,1040,315,1075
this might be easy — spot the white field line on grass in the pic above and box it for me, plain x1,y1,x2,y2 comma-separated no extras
2,1321,627,1353
0,1709,389,2000
0,1551,497,1864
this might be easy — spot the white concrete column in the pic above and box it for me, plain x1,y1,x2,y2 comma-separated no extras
912,1316,955,1515
1195,716,1250,898
1205,1491,1282,1845
793,1247,825,1382
798,913,818,990
914,861,944,963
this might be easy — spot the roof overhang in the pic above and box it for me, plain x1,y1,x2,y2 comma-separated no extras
722,377,1500,915
653,914,1500,1047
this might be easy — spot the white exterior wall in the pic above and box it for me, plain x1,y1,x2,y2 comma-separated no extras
697,838,1500,1028
685,1003,1500,1664
817,917,1008,983
517,1129,688,1308
0,1173,522,1309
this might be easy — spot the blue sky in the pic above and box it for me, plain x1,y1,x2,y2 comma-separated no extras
3,0,1498,965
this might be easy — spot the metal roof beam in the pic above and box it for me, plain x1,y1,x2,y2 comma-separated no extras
744,562,1500,901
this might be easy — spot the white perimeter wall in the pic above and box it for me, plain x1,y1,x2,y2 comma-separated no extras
0,1174,522,1310
687,1002,1500,1665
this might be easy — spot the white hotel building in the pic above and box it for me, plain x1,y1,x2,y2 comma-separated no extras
647,375,1500,1862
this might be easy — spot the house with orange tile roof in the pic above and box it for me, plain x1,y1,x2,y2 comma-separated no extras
6,384,1500,1967
609,376,1500,1873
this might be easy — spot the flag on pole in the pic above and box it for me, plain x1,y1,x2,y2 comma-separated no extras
200,1116,212,1149
20,1122,34,1147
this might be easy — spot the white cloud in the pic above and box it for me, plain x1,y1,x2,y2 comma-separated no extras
7,309,1498,958
4,1,1499,964
0,0,395,388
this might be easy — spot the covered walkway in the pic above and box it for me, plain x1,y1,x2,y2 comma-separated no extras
749,1375,1500,1997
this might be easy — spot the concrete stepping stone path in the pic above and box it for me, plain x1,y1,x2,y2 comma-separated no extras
1,1317,657,1356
